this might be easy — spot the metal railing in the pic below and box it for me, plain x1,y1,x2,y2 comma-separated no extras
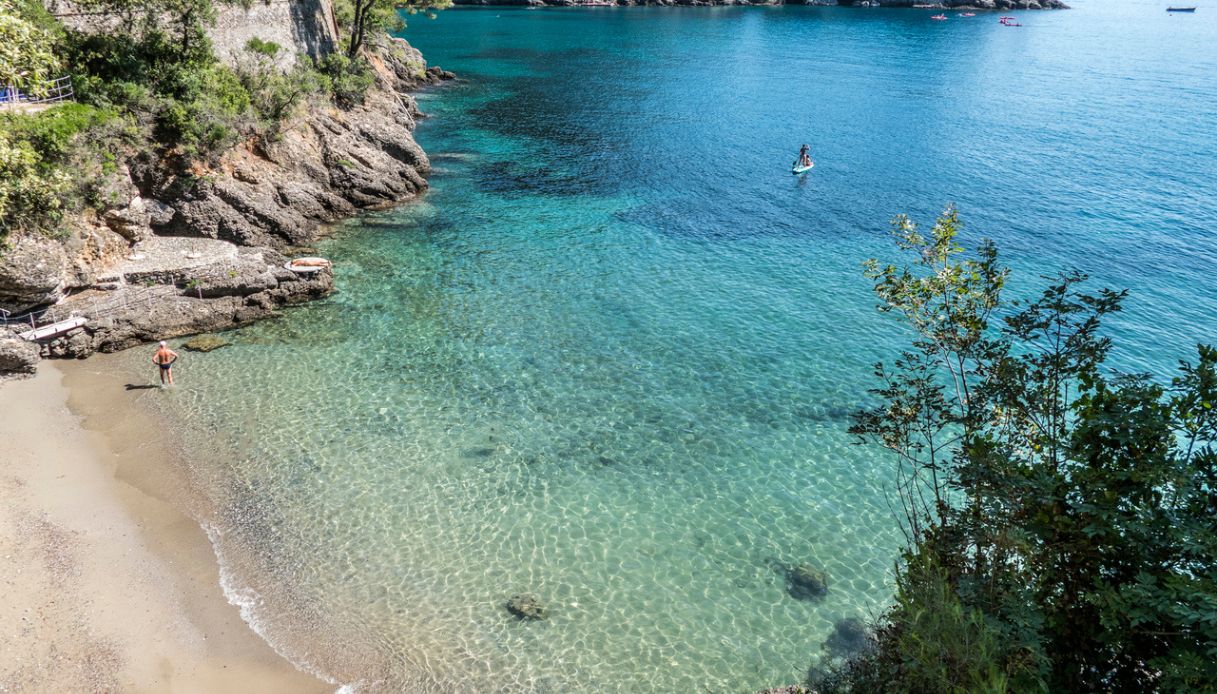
0,76,75,110
1,284,176,337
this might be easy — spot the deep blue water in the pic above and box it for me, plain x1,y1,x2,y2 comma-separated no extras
403,1,1217,375
135,3,1217,691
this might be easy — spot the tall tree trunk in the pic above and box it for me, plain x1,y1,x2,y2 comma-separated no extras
347,0,368,59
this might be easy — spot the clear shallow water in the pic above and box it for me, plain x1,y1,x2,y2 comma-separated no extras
135,2,1217,691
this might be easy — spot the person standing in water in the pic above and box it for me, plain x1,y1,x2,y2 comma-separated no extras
153,341,178,386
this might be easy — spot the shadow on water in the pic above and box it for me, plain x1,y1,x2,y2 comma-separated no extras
124,383,160,390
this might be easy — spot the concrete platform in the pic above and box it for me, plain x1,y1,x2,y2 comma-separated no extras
104,237,242,283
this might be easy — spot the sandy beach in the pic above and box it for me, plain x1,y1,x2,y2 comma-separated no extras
0,363,329,693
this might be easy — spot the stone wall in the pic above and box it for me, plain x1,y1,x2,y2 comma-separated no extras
46,0,342,68
210,0,341,68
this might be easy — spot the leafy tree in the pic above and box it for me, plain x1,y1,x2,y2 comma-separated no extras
336,0,450,60
0,0,63,95
831,207,1217,692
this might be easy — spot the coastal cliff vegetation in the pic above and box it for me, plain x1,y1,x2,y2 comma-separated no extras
0,0,310,243
812,209,1217,693
0,0,454,369
0,0,450,246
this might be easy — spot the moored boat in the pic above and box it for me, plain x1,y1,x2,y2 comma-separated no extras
1166,6,1197,11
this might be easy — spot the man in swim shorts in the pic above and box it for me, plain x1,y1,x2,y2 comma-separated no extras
153,341,178,386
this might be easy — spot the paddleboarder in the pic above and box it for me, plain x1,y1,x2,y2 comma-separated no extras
798,144,813,169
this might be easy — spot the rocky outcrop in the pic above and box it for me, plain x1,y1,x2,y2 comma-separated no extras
36,245,333,359
0,329,41,378
137,87,430,251
0,37,446,376
0,236,70,312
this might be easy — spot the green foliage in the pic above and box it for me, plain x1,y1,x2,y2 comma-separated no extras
335,0,449,59
244,37,281,60
236,41,324,134
0,130,71,240
0,103,118,159
1,0,402,236
74,0,217,62
153,63,250,154
315,53,375,108
825,553,1015,694
0,0,63,95
835,207,1217,692
0,104,126,240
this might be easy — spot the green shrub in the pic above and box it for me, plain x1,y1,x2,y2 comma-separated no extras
236,41,326,132
317,53,374,108
152,64,251,155
244,37,281,59
0,131,70,239
0,104,118,161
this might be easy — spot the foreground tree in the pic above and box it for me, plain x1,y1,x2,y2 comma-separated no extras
0,0,62,94
827,207,1217,692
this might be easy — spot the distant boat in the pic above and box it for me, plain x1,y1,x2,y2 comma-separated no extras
958,11,976,16
1166,6,1197,11
931,13,948,20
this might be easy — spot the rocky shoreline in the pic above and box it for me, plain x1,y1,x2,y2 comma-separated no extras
452,0,1067,9
0,39,455,378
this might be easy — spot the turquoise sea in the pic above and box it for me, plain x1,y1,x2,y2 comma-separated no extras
140,2,1217,691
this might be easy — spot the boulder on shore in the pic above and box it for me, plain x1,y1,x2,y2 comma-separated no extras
505,593,547,620
0,235,69,312
0,329,40,378
786,563,829,600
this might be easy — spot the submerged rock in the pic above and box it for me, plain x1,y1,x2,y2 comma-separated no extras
505,593,547,620
786,563,829,600
824,617,873,658
182,335,232,352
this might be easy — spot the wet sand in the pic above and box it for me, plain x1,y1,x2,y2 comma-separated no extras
0,363,330,693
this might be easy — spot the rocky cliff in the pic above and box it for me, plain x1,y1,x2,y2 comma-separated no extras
0,37,455,377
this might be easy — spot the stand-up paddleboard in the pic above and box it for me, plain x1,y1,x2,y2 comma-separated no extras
792,161,814,175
